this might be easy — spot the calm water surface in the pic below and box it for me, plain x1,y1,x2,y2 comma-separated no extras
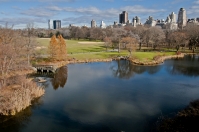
1,55,199,132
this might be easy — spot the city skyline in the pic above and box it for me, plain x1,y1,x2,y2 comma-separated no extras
0,0,198,29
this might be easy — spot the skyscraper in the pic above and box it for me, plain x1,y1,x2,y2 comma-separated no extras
132,16,141,27
178,8,187,29
119,11,128,24
91,19,96,28
48,20,53,29
100,21,106,28
53,20,61,29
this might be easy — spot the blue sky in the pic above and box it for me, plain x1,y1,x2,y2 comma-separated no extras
0,0,198,29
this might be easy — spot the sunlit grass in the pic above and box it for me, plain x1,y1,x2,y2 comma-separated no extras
68,51,129,60
134,51,175,61
36,38,176,61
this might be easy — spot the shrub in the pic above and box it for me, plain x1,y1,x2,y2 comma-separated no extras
0,76,44,115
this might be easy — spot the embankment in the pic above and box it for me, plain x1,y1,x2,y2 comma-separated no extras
0,76,44,116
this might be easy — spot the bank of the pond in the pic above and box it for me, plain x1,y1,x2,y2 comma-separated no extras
0,69,45,116
130,53,185,66
158,99,199,131
49,53,185,68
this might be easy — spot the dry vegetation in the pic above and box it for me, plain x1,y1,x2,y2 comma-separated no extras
0,26,44,116
157,99,199,131
0,76,44,115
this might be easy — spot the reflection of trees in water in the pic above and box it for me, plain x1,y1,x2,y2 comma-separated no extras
166,55,199,77
0,98,43,131
111,60,161,79
51,66,68,90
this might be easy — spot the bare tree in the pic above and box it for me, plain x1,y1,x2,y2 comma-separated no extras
131,26,146,50
148,27,165,50
0,27,29,88
103,37,112,51
185,24,199,53
75,27,85,40
22,23,37,65
90,27,103,41
111,27,127,53
167,31,187,51
121,37,138,56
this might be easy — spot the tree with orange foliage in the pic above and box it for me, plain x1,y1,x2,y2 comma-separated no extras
48,35,58,60
57,35,67,60
48,34,67,61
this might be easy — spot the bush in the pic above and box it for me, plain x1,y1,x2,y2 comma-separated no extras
0,76,44,115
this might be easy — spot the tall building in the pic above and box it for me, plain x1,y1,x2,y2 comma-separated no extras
100,21,106,28
144,16,157,27
132,16,141,27
53,20,61,29
119,11,128,24
165,12,178,30
178,8,187,29
91,19,96,28
48,20,53,29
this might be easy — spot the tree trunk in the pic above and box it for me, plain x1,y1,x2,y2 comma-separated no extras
139,42,141,50
118,38,120,53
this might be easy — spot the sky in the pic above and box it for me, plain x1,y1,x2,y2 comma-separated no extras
0,0,198,29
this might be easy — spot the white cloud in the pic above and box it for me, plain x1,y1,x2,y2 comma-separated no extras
194,0,199,4
20,7,57,17
0,17,46,25
187,1,199,18
0,3,166,28
121,5,165,14
46,6,63,11
171,0,187,4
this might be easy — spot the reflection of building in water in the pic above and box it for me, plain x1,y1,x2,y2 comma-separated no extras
51,66,68,90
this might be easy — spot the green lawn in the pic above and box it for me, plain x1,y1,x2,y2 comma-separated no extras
134,51,175,61
36,38,176,61
36,38,106,54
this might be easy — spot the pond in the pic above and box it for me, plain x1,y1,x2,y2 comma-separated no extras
1,55,199,132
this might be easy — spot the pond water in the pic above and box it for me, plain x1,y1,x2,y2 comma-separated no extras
1,55,199,132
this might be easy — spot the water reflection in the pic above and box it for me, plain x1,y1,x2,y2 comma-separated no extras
0,98,43,132
111,60,161,79
166,55,199,77
51,66,68,90
2,56,199,132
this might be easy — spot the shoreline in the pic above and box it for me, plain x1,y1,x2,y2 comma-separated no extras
51,53,186,68
129,53,185,66
0,69,45,116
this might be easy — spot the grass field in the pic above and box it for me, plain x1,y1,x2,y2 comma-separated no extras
36,38,176,61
